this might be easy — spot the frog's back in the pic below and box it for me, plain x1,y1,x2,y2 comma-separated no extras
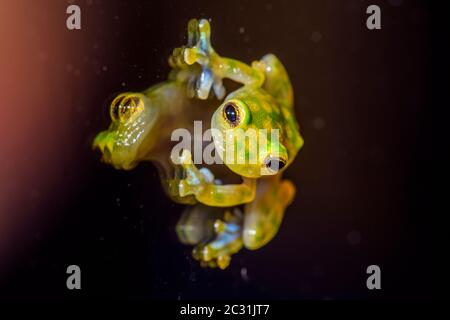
261,54,304,158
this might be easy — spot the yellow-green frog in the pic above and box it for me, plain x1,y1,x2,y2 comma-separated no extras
171,19,304,268
92,74,208,205
93,19,304,270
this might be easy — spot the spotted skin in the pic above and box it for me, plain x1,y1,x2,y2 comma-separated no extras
93,19,304,269
173,19,304,267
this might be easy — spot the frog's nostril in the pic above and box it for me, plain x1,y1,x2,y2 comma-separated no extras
264,156,286,172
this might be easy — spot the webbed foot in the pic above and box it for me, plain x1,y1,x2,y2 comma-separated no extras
174,149,257,207
176,149,212,198
169,19,225,100
176,204,244,270
192,208,244,270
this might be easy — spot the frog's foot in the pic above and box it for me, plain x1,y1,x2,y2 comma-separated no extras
176,149,211,198
169,19,225,100
169,19,202,69
193,208,244,270
176,149,219,198
175,149,257,207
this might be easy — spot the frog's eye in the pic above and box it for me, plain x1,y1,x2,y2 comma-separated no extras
118,96,142,122
224,103,238,124
110,95,125,122
222,100,250,127
110,94,144,123
264,156,287,173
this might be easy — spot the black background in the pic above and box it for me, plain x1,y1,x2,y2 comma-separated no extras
0,0,443,301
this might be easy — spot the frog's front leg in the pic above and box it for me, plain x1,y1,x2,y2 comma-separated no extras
242,175,296,250
175,149,257,207
170,19,265,99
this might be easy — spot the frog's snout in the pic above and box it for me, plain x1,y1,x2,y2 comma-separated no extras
93,128,140,170
92,131,114,164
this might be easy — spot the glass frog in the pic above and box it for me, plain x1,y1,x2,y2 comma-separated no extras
92,72,207,205
171,19,304,268
93,19,304,270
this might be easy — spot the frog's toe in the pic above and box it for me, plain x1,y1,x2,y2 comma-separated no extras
198,167,215,183
178,179,193,197
178,177,206,198
192,209,244,269
213,76,226,100
187,18,200,47
197,19,213,52
193,240,240,270
198,255,231,270
168,47,184,69
195,68,214,99
183,47,209,66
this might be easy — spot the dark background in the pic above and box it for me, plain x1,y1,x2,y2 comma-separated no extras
0,0,442,300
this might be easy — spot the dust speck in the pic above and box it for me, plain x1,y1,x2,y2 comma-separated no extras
313,117,326,130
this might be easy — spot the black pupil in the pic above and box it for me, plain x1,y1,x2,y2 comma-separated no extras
224,104,238,123
112,97,124,119
266,158,286,171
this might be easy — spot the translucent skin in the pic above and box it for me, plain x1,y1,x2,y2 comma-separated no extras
171,19,304,268
93,19,304,269
93,70,215,205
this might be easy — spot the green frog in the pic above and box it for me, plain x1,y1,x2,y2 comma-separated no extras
93,19,304,269
172,19,304,268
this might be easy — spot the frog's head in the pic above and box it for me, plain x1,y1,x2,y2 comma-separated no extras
93,92,158,170
211,96,288,178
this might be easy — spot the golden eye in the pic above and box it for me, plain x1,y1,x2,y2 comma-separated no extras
119,96,142,122
110,95,144,123
110,95,125,121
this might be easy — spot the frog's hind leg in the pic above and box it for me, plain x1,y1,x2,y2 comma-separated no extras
260,54,294,110
193,208,244,270
242,175,295,250
261,54,304,153
177,204,244,269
